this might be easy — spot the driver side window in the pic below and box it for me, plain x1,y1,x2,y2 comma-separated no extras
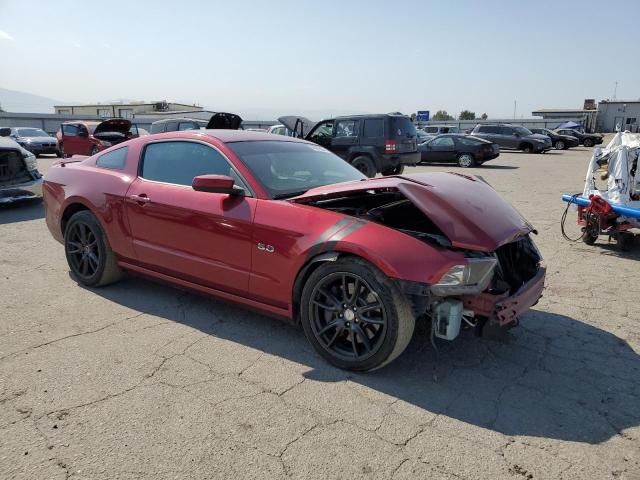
431,136,455,147
141,141,248,191
62,124,79,136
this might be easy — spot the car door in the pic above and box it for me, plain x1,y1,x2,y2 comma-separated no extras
499,126,518,149
124,139,256,296
61,124,84,155
331,119,360,159
426,136,456,162
306,120,334,148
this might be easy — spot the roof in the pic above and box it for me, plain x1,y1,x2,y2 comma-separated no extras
54,102,202,109
532,109,595,113
598,99,640,104
199,129,309,143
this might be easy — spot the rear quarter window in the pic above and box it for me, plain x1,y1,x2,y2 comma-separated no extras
363,119,384,137
96,147,128,170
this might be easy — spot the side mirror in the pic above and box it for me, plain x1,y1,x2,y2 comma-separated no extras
192,175,244,196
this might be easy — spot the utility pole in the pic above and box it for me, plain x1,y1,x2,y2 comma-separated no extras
613,81,618,100
513,100,517,120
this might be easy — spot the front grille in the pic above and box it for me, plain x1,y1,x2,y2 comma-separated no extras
492,236,541,294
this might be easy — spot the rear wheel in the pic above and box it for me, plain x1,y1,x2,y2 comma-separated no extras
554,140,565,150
457,153,476,168
64,210,124,287
300,257,415,371
351,156,376,178
380,165,404,176
583,138,594,147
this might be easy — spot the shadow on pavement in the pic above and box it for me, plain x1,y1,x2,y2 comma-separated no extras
0,199,44,225
89,275,639,445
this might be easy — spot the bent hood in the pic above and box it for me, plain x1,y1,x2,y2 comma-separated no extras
94,118,131,135
292,172,534,251
206,112,243,130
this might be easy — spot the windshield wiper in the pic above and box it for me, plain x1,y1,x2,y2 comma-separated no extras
273,190,309,200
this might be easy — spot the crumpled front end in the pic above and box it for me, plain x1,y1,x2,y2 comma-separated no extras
0,145,43,204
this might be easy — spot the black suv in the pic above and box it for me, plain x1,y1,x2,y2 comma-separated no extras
470,124,552,153
278,114,419,177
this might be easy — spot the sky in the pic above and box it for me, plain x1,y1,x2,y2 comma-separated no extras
0,0,639,120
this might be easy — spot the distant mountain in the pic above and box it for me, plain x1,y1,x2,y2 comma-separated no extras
0,87,63,113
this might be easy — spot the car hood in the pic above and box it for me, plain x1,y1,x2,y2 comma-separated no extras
291,172,534,251
278,116,317,138
94,119,132,135
206,112,243,130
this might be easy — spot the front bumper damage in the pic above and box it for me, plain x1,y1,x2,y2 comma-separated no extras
461,266,546,327
0,176,43,204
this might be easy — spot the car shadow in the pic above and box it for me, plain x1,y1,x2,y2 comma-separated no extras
477,164,519,170
591,237,640,259
0,199,44,225
85,274,640,445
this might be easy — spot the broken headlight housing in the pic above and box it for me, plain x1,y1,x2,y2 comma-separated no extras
430,257,497,296
24,152,38,171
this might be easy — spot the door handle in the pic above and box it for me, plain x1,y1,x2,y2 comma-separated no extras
128,194,150,205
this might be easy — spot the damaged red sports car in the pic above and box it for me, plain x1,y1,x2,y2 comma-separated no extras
43,130,545,371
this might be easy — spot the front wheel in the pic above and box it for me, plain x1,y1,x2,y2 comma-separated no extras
380,165,404,176
64,210,124,287
351,156,376,178
300,258,415,371
554,140,565,150
457,153,476,168
89,146,99,156
521,143,533,153
583,139,594,147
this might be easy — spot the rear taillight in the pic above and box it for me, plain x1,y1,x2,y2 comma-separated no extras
384,140,396,153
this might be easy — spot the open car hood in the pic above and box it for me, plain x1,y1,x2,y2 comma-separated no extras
277,115,317,138
94,118,131,135
206,112,243,130
291,172,534,251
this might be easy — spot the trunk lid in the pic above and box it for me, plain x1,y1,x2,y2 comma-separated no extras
206,112,243,130
291,172,534,251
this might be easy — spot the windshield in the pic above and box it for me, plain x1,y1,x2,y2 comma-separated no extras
228,140,365,199
16,128,49,137
514,126,533,136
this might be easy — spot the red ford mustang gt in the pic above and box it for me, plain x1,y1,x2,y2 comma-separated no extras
43,130,545,371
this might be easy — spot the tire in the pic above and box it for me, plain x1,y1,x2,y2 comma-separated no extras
582,231,598,245
457,153,476,168
521,143,533,153
583,138,594,147
89,146,99,156
59,144,68,158
64,210,124,287
351,156,376,178
380,165,405,176
55,149,63,158
300,257,415,371
554,140,565,150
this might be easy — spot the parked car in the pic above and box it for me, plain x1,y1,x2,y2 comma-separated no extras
421,125,460,135
57,119,133,157
528,128,579,150
0,137,43,204
419,134,500,167
470,124,552,153
128,124,149,137
416,129,434,144
43,130,545,371
267,124,294,136
279,113,420,177
150,112,242,134
0,127,61,157
554,128,603,147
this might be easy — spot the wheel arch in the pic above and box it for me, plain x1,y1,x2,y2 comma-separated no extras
519,141,533,151
60,199,96,237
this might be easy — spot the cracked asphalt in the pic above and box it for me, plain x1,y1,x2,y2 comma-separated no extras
1,142,639,479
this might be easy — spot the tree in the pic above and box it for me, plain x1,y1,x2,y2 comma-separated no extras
432,110,454,121
0,103,4,113
410,113,417,122
480,112,488,120
458,110,476,120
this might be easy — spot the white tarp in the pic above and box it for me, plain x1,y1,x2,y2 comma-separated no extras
583,132,640,225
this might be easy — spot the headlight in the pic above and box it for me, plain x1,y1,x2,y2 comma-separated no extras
430,258,497,296
24,152,38,171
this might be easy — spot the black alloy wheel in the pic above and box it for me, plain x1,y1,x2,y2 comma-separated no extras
554,140,565,150
309,272,387,362
66,221,100,281
90,146,99,156
64,210,124,287
583,138,594,147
